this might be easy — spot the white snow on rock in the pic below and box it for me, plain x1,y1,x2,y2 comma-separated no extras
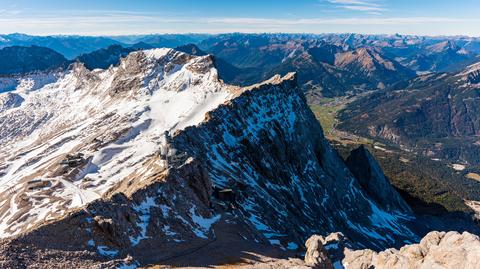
189,205,221,239
0,71,62,93
451,163,466,171
0,48,235,238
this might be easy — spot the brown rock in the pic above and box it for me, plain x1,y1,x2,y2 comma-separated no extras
304,235,334,269
342,231,480,269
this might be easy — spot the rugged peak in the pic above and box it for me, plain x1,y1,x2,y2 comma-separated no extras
345,145,413,214
174,43,208,56
242,72,297,92
335,47,397,72
427,40,459,53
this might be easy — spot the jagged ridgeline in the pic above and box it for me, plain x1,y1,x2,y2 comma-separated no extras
0,48,417,267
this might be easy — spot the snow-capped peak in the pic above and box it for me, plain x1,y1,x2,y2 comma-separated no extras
0,48,235,238
142,48,172,60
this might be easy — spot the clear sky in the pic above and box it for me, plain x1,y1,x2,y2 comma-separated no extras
0,0,479,36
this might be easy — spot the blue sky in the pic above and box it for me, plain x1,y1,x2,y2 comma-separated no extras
0,0,479,36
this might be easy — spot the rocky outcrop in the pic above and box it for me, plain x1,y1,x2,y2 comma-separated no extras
304,235,334,269
341,231,480,269
0,92,24,112
345,145,412,213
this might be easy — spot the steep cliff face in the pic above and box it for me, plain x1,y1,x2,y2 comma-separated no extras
0,49,418,268
173,73,417,251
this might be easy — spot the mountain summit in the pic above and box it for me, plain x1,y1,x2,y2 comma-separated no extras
0,48,421,267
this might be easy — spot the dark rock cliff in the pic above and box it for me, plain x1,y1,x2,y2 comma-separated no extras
345,145,412,213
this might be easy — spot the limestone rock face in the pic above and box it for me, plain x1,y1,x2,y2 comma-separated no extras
304,235,333,269
342,231,480,269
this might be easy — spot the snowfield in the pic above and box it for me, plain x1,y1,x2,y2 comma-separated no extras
0,48,235,238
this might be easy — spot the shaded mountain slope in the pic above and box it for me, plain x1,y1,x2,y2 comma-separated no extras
0,45,67,75
75,45,135,70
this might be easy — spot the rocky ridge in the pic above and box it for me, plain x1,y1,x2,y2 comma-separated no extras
0,48,424,267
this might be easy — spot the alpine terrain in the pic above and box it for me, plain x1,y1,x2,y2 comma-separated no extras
0,31,479,268
0,47,468,268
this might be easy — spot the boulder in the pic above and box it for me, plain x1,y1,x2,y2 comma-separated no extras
304,235,334,269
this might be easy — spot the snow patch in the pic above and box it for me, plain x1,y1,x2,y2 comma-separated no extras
189,206,220,239
451,163,466,171
97,245,119,257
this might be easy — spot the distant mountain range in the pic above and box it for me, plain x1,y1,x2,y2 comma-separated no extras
1,33,480,106
198,34,479,99
0,33,208,59
0,33,121,59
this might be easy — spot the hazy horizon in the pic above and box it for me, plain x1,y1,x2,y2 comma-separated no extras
0,0,478,36
1,32,479,39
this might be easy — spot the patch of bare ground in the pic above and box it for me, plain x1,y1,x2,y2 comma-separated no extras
466,172,480,182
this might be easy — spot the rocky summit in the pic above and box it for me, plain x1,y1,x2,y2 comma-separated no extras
0,48,476,268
